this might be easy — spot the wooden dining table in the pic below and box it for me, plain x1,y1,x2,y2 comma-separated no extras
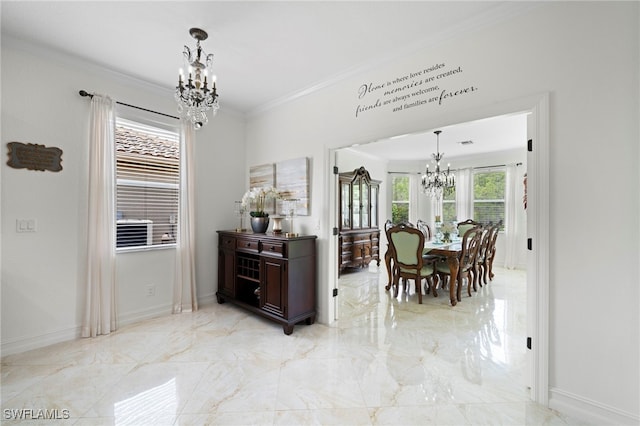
424,239,464,306
385,238,464,306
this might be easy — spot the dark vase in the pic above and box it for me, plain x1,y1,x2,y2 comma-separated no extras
250,216,269,233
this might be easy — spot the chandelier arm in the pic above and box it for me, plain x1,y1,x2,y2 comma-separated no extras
421,129,455,198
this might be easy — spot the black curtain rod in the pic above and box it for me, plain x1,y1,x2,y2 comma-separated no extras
473,162,522,171
388,162,523,174
78,90,179,120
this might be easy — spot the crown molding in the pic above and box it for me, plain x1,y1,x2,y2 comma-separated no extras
2,35,246,119
2,35,171,96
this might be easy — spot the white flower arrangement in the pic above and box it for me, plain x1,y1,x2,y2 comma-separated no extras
440,222,456,235
241,186,281,217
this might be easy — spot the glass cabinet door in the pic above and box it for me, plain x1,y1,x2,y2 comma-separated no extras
371,185,378,228
339,168,380,232
361,181,369,228
341,182,351,229
352,181,361,228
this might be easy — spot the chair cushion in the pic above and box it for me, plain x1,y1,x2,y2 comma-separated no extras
391,232,421,264
458,224,475,236
435,261,473,274
399,265,434,275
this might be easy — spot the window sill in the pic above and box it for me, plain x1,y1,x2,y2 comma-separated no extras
116,243,176,254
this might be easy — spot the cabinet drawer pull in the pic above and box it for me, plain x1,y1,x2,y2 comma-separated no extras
271,246,276,250
246,243,251,247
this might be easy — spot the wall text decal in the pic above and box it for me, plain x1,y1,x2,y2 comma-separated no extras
6,142,63,172
355,62,478,118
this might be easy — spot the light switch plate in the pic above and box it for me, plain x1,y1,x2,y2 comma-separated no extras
16,219,37,232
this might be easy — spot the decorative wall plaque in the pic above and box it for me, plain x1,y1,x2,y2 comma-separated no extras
6,142,63,172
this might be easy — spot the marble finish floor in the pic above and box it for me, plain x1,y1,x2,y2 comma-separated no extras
1,266,589,425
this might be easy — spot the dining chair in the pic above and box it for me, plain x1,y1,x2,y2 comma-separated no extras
383,219,394,287
416,219,432,240
457,219,481,238
435,226,483,299
484,221,502,282
384,220,418,288
473,223,493,290
386,223,436,304
417,218,441,294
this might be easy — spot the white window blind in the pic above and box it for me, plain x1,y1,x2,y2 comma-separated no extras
115,118,180,249
473,168,505,228
442,187,456,223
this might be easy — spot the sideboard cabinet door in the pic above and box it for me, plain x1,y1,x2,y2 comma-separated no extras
261,257,287,318
217,235,236,302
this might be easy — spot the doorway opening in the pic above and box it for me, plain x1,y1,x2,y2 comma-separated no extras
326,93,549,405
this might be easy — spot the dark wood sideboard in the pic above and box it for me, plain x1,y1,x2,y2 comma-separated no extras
216,230,317,335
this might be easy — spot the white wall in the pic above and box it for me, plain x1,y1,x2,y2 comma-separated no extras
245,2,639,424
1,2,638,423
0,38,246,353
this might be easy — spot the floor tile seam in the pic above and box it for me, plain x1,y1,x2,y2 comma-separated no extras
175,365,249,417
170,373,206,423
0,361,81,368
52,378,131,421
364,400,475,409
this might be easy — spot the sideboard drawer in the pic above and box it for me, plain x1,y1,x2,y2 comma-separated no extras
220,236,236,248
236,238,260,252
262,241,284,257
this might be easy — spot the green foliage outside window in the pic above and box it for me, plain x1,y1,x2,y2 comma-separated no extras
442,186,456,222
392,203,409,223
392,176,409,200
474,171,505,228
474,172,505,200
391,176,410,223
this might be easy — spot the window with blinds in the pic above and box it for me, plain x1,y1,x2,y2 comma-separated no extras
473,169,505,229
115,118,180,249
442,186,456,223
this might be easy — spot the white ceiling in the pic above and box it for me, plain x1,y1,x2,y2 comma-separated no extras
349,112,528,161
1,1,531,160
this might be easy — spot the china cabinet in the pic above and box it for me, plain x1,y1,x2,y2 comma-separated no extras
338,166,381,275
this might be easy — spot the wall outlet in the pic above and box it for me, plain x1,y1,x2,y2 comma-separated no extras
145,285,156,297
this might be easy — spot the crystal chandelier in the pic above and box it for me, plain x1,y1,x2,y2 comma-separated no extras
175,28,219,129
421,130,455,199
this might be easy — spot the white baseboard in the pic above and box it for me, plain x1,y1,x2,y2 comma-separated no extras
550,387,640,425
1,296,215,358
1,326,81,357
117,302,173,327
198,293,217,307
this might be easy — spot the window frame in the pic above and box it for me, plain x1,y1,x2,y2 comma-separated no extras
442,186,456,223
472,167,506,229
114,109,181,252
390,174,410,224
